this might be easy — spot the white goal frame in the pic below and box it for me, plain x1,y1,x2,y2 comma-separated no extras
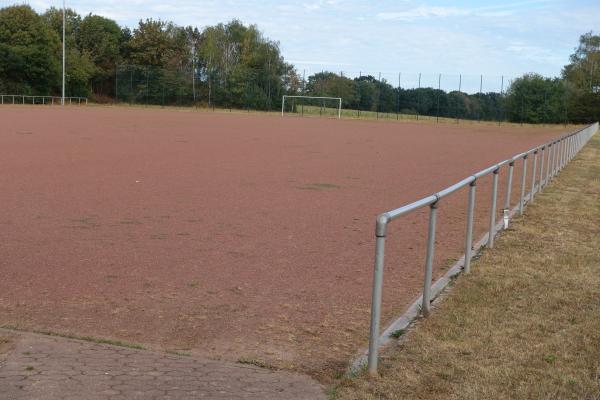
282,95,342,119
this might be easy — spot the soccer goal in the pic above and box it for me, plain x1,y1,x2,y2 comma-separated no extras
282,95,342,119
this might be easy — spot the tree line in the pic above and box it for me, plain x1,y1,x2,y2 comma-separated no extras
0,4,598,123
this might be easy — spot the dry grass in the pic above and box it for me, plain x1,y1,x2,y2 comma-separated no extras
334,133,600,400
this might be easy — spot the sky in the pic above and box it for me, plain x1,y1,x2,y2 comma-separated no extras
16,0,600,92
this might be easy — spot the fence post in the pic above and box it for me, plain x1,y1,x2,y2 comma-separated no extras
422,201,438,316
519,155,528,215
504,160,514,211
367,215,389,375
549,142,555,179
551,142,557,181
530,150,538,203
558,139,563,171
569,136,573,161
558,139,563,170
488,168,499,248
557,140,562,173
539,146,546,190
464,180,476,274
546,143,553,183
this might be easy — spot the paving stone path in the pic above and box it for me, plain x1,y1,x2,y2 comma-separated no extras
0,329,326,399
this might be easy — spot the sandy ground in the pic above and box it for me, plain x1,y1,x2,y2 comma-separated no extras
0,106,570,379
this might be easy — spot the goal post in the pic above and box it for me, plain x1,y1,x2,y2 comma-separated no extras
282,95,342,119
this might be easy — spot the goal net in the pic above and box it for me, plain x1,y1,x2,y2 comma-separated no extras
282,95,342,119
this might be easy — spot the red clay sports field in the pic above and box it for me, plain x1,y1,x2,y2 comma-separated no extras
0,106,570,379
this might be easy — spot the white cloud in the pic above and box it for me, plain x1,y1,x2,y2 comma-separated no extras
376,0,554,21
287,60,353,67
377,6,468,21
19,0,600,78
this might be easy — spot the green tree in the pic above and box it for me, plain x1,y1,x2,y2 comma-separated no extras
562,31,600,123
306,72,357,107
43,7,95,96
0,5,60,95
197,20,291,110
505,74,566,124
79,14,125,96
128,19,189,67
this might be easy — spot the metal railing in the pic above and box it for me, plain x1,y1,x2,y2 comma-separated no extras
367,122,599,374
0,95,88,106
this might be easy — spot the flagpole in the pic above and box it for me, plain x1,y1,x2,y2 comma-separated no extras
62,0,65,106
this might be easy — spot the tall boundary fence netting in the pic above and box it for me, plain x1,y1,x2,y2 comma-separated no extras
291,70,518,123
115,64,289,111
361,122,599,375
114,65,598,124
0,95,87,105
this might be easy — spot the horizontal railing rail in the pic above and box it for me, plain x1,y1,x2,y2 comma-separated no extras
367,122,599,374
0,95,88,105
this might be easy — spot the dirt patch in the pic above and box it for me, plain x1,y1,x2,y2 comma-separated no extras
0,105,574,381
0,335,16,362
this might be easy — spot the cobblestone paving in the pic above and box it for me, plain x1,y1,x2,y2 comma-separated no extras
0,330,325,399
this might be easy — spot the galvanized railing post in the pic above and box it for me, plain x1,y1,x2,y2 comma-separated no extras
519,155,528,215
558,138,566,171
570,136,574,160
562,138,566,168
539,146,545,190
530,150,538,203
504,160,514,211
552,140,560,173
553,140,559,176
488,168,499,248
554,141,559,175
422,201,439,316
367,214,389,375
559,139,564,170
546,143,553,183
464,180,477,274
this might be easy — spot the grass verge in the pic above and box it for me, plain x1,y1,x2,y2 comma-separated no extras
334,133,600,399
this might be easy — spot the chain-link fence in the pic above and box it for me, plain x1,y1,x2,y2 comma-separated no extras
115,64,292,111
116,65,598,124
